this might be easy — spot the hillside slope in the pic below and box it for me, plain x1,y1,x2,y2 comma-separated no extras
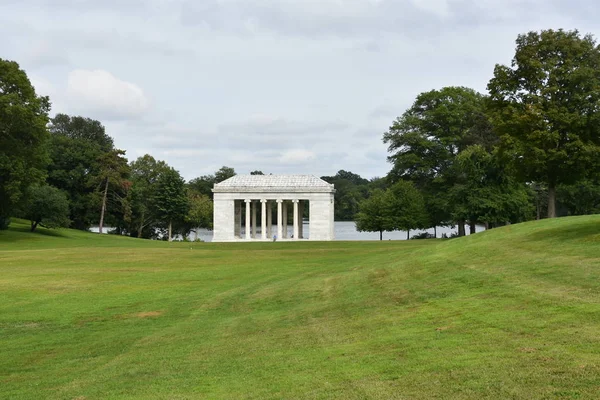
1,216,599,399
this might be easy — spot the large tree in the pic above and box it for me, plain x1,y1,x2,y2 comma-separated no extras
388,180,429,240
20,184,70,232
0,59,50,229
488,29,600,218
185,191,213,241
95,149,130,234
383,86,496,234
152,167,188,241
128,154,171,238
355,189,395,240
450,145,533,229
47,114,115,230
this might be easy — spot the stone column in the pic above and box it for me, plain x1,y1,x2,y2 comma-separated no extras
245,199,251,240
292,200,299,240
234,200,241,238
282,201,288,238
267,201,273,238
298,200,304,239
276,200,283,239
251,200,257,238
261,199,267,240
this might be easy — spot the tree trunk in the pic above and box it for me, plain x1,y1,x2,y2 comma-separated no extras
484,222,489,230
458,220,466,237
469,221,476,235
406,229,410,240
434,226,437,238
379,230,382,241
195,229,199,242
137,211,145,238
547,185,557,218
168,220,172,242
31,221,38,232
99,177,109,234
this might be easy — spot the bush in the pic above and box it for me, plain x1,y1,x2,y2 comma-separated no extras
411,232,436,240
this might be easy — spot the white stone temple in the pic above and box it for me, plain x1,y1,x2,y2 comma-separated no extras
212,175,335,242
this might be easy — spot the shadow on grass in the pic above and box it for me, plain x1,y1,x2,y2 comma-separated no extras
0,222,69,243
527,217,600,243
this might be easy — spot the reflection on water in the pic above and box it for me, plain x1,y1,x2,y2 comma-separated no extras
92,221,485,242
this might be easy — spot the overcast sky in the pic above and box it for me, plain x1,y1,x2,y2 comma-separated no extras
3,0,600,180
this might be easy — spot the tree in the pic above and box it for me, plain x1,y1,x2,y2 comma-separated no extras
557,178,600,216
250,170,264,175
128,155,171,238
152,167,188,241
0,59,50,229
388,180,428,240
20,184,70,232
189,166,237,199
185,192,213,240
355,189,395,240
47,114,115,230
450,145,533,228
49,113,113,152
95,149,130,234
383,86,496,235
321,170,370,221
488,29,600,218
215,166,236,183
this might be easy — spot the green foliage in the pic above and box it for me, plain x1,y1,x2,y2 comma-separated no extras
321,170,370,221
214,166,236,183
488,29,600,217
189,166,237,199
47,114,116,230
20,184,70,231
152,167,188,241
450,145,533,226
355,189,394,240
383,86,496,229
557,179,600,216
128,155,171,238
250,170,264,175
0,59,50,227
185,191,213,239
388,180,429,235
187,175,215,198
356,181,428,240
94,149,130,234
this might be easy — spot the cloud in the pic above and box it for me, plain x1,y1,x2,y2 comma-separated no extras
66,69,149,120
278,149,317,164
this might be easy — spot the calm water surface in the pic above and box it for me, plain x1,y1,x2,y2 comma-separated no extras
92,221,484,242
189,221,485,242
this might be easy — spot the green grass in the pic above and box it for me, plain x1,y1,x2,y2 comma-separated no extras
1,216,600,399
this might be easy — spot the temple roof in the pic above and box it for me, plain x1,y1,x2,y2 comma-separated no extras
213,175,334,192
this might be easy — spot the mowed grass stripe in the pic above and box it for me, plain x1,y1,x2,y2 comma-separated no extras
1,216,599,399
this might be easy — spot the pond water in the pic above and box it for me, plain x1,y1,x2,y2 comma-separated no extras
187,221,485,242
92,221,485,242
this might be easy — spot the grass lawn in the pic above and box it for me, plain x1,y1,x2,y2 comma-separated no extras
1,216,600,399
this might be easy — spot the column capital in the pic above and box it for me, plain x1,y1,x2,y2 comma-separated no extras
276,199,283,203
260,199,268,203
292,199,299,203
245,199,252,203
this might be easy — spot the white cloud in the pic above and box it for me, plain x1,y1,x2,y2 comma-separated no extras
66,69,149,120
279,149,317,164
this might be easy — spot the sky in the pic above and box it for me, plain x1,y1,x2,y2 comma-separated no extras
3,0,600,181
